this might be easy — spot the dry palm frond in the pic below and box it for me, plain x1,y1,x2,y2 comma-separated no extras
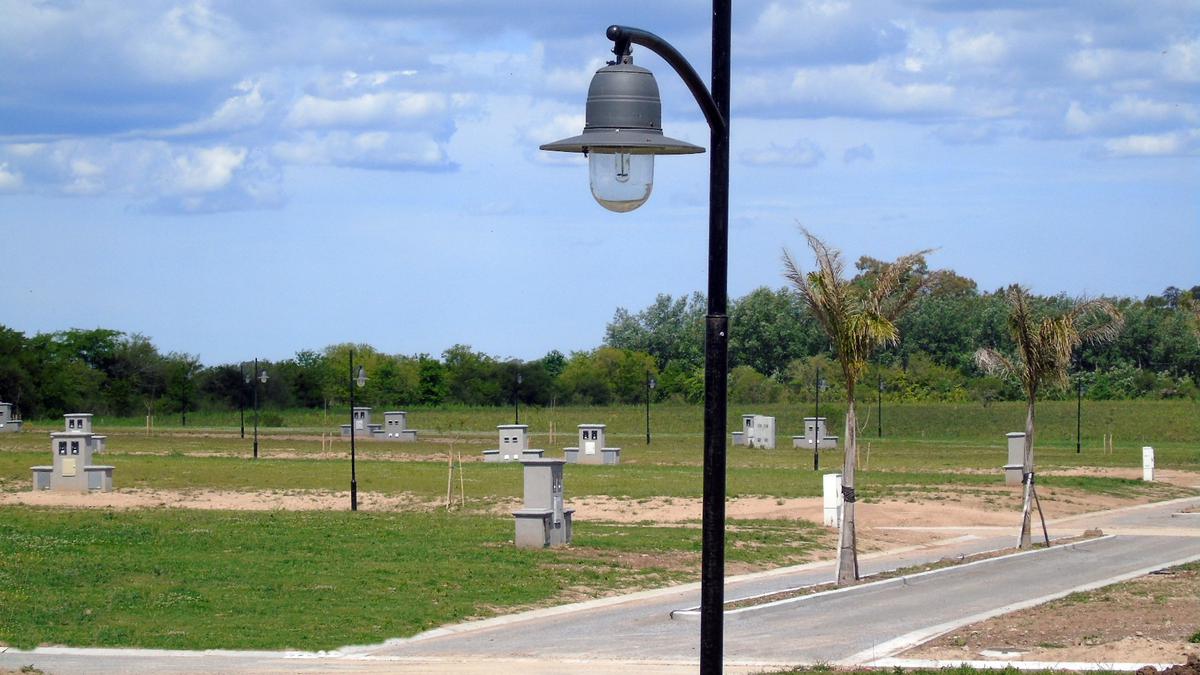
980,286,1124,398
975,347,1015,379
783,228,931,386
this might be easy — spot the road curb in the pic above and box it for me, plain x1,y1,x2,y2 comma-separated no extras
843,547,1200,665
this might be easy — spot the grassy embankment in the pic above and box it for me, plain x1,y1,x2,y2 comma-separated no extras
0,400,1195,650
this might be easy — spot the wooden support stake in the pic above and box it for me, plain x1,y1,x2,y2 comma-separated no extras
457,451,466,507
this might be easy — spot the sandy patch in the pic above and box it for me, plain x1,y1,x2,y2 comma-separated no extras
0,488,444,512
904,564,1200,666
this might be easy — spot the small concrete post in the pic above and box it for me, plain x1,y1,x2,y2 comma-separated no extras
1004,432,1025,486
513,458,573,548
1142,446,1155,482
34,422,114,493
822,472,843,528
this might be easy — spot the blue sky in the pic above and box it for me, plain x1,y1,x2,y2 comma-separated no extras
1,1,1197,365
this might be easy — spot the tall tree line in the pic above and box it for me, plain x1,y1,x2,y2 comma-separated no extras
1,277,1196,418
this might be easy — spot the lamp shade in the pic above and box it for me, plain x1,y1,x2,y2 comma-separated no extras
540,62,704,156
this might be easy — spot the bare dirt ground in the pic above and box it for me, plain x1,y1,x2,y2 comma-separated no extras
903,563,1200,666
5,478,1191,555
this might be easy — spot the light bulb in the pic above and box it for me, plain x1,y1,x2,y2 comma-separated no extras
589,151,653,213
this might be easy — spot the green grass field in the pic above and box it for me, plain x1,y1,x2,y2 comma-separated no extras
17,399,1200,445
1,400,1196,651
0,508,824,650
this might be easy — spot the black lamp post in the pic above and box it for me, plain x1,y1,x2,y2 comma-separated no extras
513,371,523,425
541,8,730,670
813,368,828,471
239,364,246,439
877,374,884,439
349,350,368,511
1076,379,1085,454
645,373,657,444
252,359,267,460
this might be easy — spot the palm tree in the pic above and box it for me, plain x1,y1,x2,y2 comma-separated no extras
975,286,1123,549
783,230,931,584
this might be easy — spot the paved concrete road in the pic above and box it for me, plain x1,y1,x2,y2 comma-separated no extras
3,496,1197,673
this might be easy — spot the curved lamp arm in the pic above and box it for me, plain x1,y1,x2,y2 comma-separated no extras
607,25,727,135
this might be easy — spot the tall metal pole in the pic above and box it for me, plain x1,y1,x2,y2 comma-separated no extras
350,349,358,511
813,366,821,471
239,365,246,439
699,5,731,671
592,17,729,670
1076,379,1082,454
513,371,521,425
645,372,652,445
878,373,883,438
252,357,260,460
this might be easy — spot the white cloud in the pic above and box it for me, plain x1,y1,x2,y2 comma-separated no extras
1163,37,1200,83
285,91,453,129
1064,96,1198,136
127,1,243,82
946,30,1007,66
1094,130,1200,158
272,131,451,170
741,140,825,167
170,146,247,193
163,79,269,137
0,162,23,191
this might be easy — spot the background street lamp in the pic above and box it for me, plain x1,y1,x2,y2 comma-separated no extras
513,371,523,425
878,374,884,439
252,360,268,460
813,368,828,471
1076,378,1086,454
239,364,246,439
349,350,368,511
540,9,730,671
645,373,657,444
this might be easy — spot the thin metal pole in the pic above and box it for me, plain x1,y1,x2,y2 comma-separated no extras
350,349,358,511
513,371,520,425
645,372,652,445
1076,380,1082,454
878,373,883,438
813,366,820,471
239,365,245,439
252,357,259,460
700,3,731,672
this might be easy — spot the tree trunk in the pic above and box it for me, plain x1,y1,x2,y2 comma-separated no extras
1018,397,1036,549
836,396,859,584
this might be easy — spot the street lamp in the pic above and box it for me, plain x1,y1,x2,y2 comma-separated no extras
540,11,730,671
239,364,246,439
645,373,657,444
877,374,884,439
349,350,368,511
513,371,523,425
1076,378,1086,454
252,359,268,460
813,368,828,471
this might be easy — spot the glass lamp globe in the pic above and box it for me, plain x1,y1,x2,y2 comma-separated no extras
588,151,653,213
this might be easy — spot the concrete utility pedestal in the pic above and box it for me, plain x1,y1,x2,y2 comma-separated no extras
823,472,843,528
379,411,418,441
341,408,418,442
1004,432,1026,486
341,407,376,438
513,459,573,548
793,417,837,450
563,424,620,464
0,402,23,433
733,414,776,449
483,424,545,462
1143,446,1155,482
32,417,114,492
